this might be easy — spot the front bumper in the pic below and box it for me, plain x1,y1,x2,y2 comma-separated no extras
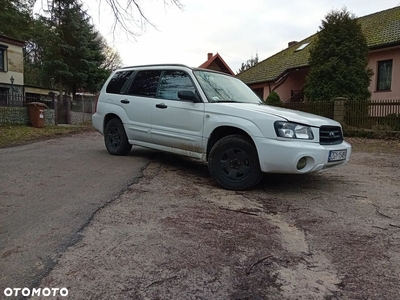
254,137,352,174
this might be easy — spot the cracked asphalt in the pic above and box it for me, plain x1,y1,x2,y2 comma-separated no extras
0,132,154,296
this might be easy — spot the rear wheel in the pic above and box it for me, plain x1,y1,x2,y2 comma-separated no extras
208,135,262,190
104,118,132,155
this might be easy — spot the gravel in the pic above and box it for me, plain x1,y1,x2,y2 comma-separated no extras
35,138,400,299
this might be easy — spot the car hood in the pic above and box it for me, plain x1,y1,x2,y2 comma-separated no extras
206,103,340,127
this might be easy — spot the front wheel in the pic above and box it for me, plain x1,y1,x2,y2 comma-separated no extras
104,118,132,155
208,135,262,190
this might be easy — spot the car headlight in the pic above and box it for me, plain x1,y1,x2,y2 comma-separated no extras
274,121,314,140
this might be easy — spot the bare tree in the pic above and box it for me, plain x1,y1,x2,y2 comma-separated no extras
96,0,183,36
101,41,123,71
237,53,259,74
33,0,183,37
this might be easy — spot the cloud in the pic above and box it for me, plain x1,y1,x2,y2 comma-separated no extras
86,0,400,72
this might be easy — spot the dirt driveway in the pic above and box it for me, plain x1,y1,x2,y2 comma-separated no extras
35,138,400,300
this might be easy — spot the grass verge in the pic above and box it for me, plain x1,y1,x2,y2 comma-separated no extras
0,123,95,148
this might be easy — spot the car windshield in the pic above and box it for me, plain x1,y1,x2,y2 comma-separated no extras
193,70,262,104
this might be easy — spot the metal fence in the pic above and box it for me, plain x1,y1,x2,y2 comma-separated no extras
281,101,335,119
71,96,97,123
72,96,96,113
1,93,399,131
0,93,97,125
345,99,400,131
0,92,26,107
276,99,400,131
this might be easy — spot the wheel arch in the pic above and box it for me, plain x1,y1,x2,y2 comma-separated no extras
206,126,257,161
103,113,122,133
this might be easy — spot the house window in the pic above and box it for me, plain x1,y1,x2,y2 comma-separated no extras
252,88,263,100
377,60,392,91
295,42,310,52
0,48,4,71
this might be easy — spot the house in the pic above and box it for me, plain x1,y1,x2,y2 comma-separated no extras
237,6,400,102
199,53,235,75
0,35,24,105
0,34,65,105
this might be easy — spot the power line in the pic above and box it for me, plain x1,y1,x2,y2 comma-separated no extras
219,51,259,62
218,53,246,62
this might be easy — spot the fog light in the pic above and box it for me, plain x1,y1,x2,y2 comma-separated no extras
297,157,307,170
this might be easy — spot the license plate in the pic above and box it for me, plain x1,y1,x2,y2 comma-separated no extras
328,150,347,162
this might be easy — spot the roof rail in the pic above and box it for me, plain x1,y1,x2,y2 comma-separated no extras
122,63,192,69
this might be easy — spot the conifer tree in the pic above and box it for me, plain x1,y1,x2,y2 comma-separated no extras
26,0,109,94
0,0,32,40
304,8,373,101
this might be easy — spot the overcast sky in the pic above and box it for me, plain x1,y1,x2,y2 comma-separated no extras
85,0,400,73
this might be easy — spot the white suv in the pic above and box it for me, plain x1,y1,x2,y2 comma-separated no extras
92,64,351,190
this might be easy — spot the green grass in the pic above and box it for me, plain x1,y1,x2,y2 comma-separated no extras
0,123,95,148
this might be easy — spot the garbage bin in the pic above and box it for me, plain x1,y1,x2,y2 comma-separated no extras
28,102,48,128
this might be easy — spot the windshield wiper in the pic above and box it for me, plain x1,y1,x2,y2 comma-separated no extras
214,100,240,103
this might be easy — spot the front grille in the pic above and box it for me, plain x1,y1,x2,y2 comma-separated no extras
319,126,343,145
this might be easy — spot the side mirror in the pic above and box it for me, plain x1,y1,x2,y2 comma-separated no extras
178,90,201,103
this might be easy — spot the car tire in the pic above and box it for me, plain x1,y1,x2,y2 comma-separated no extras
104,118,132,155
208,135,262,190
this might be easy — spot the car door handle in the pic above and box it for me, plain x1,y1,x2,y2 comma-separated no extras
156,103,168,109
120,99,130,104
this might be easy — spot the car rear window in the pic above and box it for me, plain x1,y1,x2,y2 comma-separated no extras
106,71,134,94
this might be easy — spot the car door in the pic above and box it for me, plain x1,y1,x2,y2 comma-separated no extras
151,70,205,153
121,70,162,143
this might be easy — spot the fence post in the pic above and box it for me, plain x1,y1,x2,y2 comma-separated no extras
82,94,85,123
66,95,71,124
332,97,347,124
49,92,58,126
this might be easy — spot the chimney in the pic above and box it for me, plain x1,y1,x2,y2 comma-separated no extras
207,53,213,60
288,41,298,48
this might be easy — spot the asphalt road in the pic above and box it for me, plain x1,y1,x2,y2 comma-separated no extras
0,131,153,294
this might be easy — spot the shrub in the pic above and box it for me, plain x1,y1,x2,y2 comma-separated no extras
266,91,281,106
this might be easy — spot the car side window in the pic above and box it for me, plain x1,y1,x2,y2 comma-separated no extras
127,70,161,97
106,71,134,94
158,70,196,101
